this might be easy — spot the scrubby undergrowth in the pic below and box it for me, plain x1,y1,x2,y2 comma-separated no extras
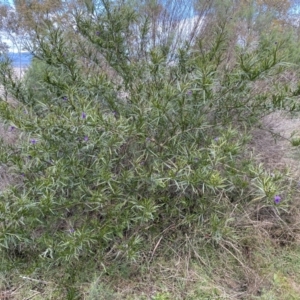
1,0,300,299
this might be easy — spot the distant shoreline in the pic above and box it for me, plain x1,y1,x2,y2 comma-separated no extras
8,52,32,68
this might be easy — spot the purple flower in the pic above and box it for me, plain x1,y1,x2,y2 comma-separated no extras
214,137,219,142
30,139,37,145
187,90,192,95
9,126,15,131
96,31,100,36
274,195,281,204
69,228,75,234
83,136,89,142
62,96,68,101
81,112,86,119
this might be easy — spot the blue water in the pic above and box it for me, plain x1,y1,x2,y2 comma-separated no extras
7,52,33,68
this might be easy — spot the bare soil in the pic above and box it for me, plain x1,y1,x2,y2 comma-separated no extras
251,111,300,177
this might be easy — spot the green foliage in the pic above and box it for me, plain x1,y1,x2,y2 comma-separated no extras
291,137,300,147
151,293,171,300
0,0,297,296
87,278,116,300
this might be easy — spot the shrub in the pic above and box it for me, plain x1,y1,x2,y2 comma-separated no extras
0,0,294,290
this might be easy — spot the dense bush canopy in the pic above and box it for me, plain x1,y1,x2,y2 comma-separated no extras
0,0,300,298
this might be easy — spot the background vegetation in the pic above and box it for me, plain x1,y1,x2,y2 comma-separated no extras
1,0,300,299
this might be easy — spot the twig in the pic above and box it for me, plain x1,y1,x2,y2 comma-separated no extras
150,235,163,262
24,291,41,300
11,284,24,295
19,276,50,285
